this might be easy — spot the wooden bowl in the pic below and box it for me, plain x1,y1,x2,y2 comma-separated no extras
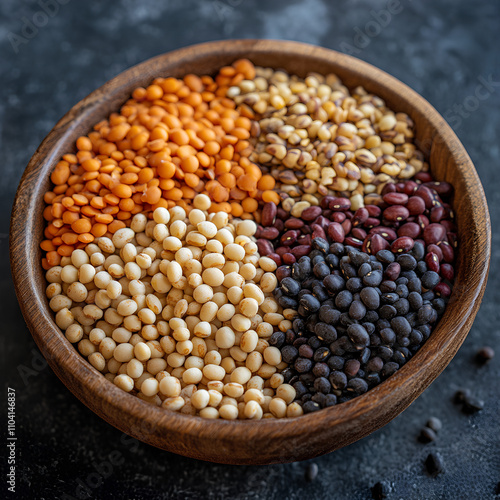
10,40,491,465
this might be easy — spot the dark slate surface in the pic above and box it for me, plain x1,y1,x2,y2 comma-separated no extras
1,1,499,499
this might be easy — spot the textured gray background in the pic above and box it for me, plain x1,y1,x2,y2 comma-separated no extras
1,0,499,499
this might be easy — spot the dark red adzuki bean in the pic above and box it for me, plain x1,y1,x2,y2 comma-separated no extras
261,202,277,227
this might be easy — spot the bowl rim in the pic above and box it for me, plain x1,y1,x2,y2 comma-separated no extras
10,39,491,463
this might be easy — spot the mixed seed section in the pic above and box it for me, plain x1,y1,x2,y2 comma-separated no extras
41,60,457,419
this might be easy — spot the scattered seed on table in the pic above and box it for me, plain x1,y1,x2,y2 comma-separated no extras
462,394,484,414
475,346,495,364
425,452,444,477
305,462,319,482
371,480,391,499
426,417,442,432
418,427,437,443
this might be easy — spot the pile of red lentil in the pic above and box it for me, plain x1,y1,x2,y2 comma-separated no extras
41,60,457,419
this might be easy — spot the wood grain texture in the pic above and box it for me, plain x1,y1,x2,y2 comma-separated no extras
9,40,491,465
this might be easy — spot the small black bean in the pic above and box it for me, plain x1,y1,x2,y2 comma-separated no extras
346,277,363,293
407,277,422,293
363,322,375,335
295,357,313,373
425,452,444,477
397,253,417,270
313,347,330,363
329,242,345,256
416,261,428,275
380,280,397,293
299,344,314,359
418,304,434,324
421,271,440,290
329,371,348,390
324,394,337,407
314,376,331,394
380,328,396,345
394,298,410,315
323,274,345,293
303,401,321,414
410,241,425,261
308,336,322,350
313,261,331,279
346,377,368,394
280,277,301,296
364,310,379,323
349,249,370,266
319,306,341,325
315,323,337,343
379,305,397,320
358,262,372,277
475,346,494,364
347,324,370,347
395,276,409,286
376,249,395,264
427,417,442,432
325,253,340,269
349,300,367,320
360,287,380,310
371,480,391,500
418,427,437,443
381,361,399,377
453,389,470,404
409,329,423,345
367,357,384,372
300,294,321,313
363,270,383,287
278,296,299,309
305,462,319,482
335,290,353,310
391,316,412,336
421,290,435,301
327,355,345,371
312,237,329,254
293,381,308,398
462,394,484,413
382,292,399,305
312,362,330,378
408,291,423,310
396,284,409,298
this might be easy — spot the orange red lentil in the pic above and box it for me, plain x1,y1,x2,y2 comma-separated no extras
41,59,265,269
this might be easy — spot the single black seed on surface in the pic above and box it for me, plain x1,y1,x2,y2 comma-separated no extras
421,271,440,290
425,452,444,477
305,462,319,482
427,417,442,432
303,401,321,414
371,480,390,500
453,389,470,405
419,427,437,443
475,346,495,364
462,394,484,414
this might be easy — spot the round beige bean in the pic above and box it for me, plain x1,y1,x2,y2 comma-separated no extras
159,376,181,397
182,367,203,385
230,366,252,385
219,404,238,420
162,396,185,411
191,389,210,410
203,364,225,381
114,374,134,392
